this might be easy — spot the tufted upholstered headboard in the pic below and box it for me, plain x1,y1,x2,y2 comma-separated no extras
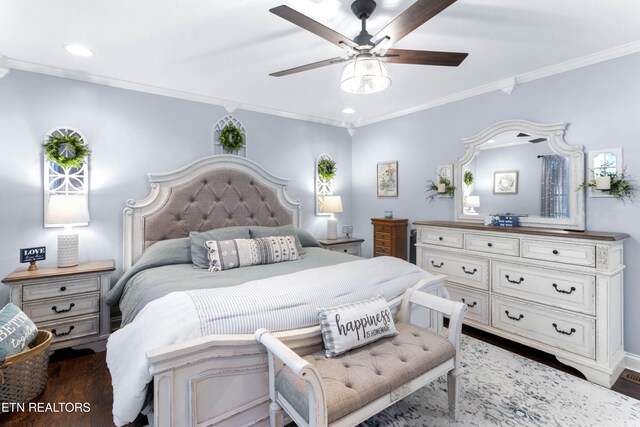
123,155,301,270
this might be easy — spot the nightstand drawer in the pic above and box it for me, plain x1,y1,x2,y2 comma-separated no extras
326,244,360,255
22,276,101,302
23,292,100,323
38,314,100,344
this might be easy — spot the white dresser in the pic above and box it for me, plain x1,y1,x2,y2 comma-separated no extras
414,220,627,387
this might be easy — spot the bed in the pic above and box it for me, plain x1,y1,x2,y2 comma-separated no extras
105,155,446,427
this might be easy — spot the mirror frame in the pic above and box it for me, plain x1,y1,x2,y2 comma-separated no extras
454,119,585,230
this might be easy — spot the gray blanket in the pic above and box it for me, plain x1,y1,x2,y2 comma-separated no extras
105,238,359,326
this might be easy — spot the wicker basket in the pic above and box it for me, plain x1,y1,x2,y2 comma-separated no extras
0,330,52,403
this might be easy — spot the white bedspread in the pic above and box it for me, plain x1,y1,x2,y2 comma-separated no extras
106,256,431,426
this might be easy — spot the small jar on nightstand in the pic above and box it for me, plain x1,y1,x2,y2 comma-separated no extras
317,237,364,256
1,260,115,352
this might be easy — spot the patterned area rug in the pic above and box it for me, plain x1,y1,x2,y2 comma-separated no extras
361,334,640,426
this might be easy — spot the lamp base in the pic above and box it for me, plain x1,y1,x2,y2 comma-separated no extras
327,217,338,240
58,233,79,267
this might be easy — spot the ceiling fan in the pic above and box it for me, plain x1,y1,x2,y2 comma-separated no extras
269,0,468,94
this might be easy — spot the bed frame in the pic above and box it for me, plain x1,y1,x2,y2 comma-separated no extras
119,155,446,427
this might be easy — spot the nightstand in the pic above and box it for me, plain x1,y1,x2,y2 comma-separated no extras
2,260,115,352
317,237,364,256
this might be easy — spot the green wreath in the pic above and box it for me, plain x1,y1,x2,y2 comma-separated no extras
219,125,245,153
43,131,91,168
317,157,337,180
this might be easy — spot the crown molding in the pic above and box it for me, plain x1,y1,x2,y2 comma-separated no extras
6,40,640,130
6,58,351,129
355,40,640,128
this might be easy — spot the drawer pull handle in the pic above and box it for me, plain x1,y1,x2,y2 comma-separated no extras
51,303,75,314
51,326,75,337
552,283,576,294
505,275,525,284
461,298,477,308
487,242,493,247
60,286,67,292
431,261,444,268
462,266,477,275
438,237,444,241
552,249,559,255
343,249,348,253
552,323,576,336
505,310,524,321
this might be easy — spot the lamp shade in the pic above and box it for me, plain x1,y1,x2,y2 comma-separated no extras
340,55,391,95
319,195,343,214
464,196,481,208
46,194,90,226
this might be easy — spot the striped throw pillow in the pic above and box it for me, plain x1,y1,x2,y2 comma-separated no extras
318,295,398,358
206,235,299,272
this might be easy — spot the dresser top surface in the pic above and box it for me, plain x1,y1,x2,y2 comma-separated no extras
412,220,628,242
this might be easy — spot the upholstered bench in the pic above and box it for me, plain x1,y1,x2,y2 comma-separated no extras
256,288,466,427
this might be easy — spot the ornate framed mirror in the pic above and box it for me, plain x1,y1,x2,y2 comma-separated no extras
454,120,585,230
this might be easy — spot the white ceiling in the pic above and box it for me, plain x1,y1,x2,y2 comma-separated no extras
2,1,640,128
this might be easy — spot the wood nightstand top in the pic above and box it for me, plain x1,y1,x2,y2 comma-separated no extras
316,237,364,246
2,259,116,283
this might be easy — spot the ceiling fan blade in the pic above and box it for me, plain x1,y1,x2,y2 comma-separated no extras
380,48,467,66
372,0,457,46
270,5,358,50
270,56,347,77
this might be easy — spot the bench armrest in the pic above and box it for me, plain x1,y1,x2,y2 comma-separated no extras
399,289,466,356
255,328,311,376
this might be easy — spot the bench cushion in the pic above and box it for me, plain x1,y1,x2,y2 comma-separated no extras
275,322,455,423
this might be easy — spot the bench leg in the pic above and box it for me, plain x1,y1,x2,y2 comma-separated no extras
447,369,459,420
270,401,285,427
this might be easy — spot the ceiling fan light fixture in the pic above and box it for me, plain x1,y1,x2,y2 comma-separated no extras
339,55,391,95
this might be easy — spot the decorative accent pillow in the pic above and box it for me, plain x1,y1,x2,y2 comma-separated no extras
318,295,398,358
190,226,250,268
248,225,305,254
206,235,300,272
295,228,322,248
0,303,38,359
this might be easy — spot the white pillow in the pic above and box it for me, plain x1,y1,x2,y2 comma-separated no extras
318,295,398,358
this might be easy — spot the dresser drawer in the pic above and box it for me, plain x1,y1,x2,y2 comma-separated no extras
22,276,101,302
420,228,463,249
492,296,595,359
465,233,519,256
446,284,489,325
38,314,100,345
493,262,595,315
521,239,595,267
22,292,100,323
422,251,489,290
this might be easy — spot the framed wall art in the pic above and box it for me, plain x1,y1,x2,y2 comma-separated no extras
493,170,518,194
377,161,398,197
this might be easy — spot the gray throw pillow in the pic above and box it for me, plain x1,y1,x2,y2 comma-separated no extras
190,226,250,268
295,228,322,248
248,225,305,254
0,303,38,359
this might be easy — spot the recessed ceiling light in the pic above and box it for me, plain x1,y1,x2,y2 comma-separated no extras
342,108,356,114
64,44,94,57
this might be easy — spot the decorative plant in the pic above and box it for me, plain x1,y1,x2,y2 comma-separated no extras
43,131,91,169
317,157,337,180
219,124,246,153
464,170,474,187
577,168,635,203
426,176,455,201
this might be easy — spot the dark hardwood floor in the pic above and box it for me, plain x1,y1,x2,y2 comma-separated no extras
1,328,638,427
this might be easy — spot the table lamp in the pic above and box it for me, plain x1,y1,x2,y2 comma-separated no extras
46,194,90,267
464,195,480,215
319,195,343,240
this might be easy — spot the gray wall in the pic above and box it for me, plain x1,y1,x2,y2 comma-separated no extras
352,52,640,355
0,70,352,303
